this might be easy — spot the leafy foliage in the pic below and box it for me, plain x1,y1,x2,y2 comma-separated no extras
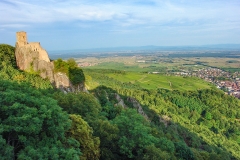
175,141,195,160
54,58,85,85
1,43,239,159
0,44,53,89
0,62,53,89
53,91,101,120
0,79,81,159
111,109,158,159
69,67,85,85
54,58,69,75
85,69,239,159
0,44,16,69
66,114,100,160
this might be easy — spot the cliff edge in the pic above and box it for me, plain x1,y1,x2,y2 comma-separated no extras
15,31,85,92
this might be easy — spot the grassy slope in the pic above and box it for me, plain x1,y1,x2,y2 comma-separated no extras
83,69,240,159
86,62,147,72
107,72,211,90
84,69,212,91
83,61,211,91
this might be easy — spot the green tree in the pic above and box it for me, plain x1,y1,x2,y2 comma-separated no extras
112,109,158,158
175,141,194,160
0,44,16,69
66,114,100,160
0,61,53,90
54,58,69,75
92,119,119,160
53,91,101,120
143,145,171,160
205,111,212,120
0,134,14,160
69,67,85,85
156,137,175,153
0,79,81,159
67,58,78,69
54,58,85,85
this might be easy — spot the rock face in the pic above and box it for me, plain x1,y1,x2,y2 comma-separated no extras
15,31,85,92
127,97,149,121
114,93,127,108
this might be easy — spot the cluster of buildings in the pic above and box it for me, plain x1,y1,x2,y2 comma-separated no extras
216,81,240,98
175,68,240,98
78,62,93,67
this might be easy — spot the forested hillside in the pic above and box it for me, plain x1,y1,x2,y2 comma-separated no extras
0,44,239,159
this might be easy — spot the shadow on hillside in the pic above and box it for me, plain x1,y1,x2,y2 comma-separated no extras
91,85,237,160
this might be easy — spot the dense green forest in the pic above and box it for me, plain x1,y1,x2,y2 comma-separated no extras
0,44,240,159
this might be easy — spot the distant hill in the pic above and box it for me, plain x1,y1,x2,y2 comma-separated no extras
48,44,240,59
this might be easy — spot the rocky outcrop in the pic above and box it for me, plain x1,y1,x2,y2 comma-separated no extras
127,97,149,121
54,72,86,92
34,60,55,82
114,93,127,108
54,72,71,89
15,31,85,92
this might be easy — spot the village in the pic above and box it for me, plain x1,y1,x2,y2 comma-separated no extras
76,55,240,98
174,68,240,98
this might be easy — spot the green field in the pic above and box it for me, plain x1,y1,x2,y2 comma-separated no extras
80,56,222,91
84,69,212,91
85,62,150,72
109,72,211,90
77,55,240,74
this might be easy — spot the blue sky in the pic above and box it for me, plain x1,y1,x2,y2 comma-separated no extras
0,0,240,50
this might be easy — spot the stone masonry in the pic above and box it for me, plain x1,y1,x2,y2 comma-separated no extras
15,31,85,92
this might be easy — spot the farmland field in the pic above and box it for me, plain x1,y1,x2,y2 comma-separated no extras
77,50,240,91
83,69,212,91
108,72,211,90
76,54,240,73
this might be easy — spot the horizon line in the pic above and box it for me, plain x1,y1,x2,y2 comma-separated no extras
48,43,240,53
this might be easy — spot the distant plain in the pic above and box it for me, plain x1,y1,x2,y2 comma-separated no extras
62,50,240,91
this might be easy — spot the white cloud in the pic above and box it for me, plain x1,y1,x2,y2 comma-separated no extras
0,24,28,28
1,0,239,29
1,0,240,48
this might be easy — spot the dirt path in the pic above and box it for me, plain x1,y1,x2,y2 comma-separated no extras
138,75,147,82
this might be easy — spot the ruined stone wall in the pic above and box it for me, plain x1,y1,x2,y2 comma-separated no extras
26,42,50,62
15,31,85,92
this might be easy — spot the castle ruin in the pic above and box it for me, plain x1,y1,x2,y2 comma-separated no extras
15,31,50,71
15,31,85,92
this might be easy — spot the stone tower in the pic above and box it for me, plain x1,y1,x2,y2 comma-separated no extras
15,31,86,92
16,31,27,47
